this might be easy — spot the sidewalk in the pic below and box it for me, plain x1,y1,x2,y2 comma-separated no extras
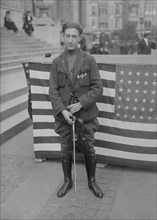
1,126,156,220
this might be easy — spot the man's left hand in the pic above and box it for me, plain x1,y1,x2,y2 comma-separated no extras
66,102,82,114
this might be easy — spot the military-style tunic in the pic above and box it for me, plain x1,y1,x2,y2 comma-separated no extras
49,48,103,156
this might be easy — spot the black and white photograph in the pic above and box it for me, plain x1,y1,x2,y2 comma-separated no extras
1,0,156,219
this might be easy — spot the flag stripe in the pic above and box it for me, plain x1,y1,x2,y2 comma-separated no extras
31,86,49,94
98,63,116,72
100,70,116,81
34,143,60,151
33,122,54,129
32,109,53,115
29,70,50,79
97,103,114,113
102,79,115,88
98,111,114,119
33,129,59,137
98,117,156,132
31,94,50,102
34,136,59,143
98,96,115,105
95,132,156,147
95,147,157,162
95,140,156,154
103,87,115,97
98,125,156,139
32,115,55,122
32,101,52,109
29,63,51,72
30,78,49,87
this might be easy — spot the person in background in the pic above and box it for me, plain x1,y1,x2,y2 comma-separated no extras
23,10,34,36
90,43,101,54
4,11,18,33
137,31,156,54
49,22,104,199
79,35,87,51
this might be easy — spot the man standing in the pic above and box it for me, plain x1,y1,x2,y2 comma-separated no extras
137,31,156,54
49,23,104,198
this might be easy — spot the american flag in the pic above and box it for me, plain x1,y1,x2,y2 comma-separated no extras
23,61,157,169
115,65,156,123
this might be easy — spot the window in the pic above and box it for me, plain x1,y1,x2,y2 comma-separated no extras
144,20,152,29
99,5,108,16
91,5,96,15
99,22,108,29
128,4,139,16
115,3,122,14
92,18,96,29
145,3,155,16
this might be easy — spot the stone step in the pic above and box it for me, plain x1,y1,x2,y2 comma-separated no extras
1,70,27,96
0,27,59,145
0,50,60,69
0,109,32,144
0,29,32,37
1,87,28,103
1,55,46,68
1,64,26,75
1,48,54,56
0,83,30,144
1,34,41,41
1,37,52,44
0,94,28,121
1,93,28,113
1,36,44,45
0,44,53,51
0,69,31,144
1,35,43,44
1,40,50,47
1,50,57,62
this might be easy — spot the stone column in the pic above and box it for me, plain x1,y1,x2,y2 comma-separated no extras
32,0,61,48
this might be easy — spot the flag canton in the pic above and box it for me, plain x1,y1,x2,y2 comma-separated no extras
115,65,157,123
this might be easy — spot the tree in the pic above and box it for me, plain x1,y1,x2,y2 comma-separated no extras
119,21,138,42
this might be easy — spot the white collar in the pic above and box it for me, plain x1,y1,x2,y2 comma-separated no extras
144,38,148,45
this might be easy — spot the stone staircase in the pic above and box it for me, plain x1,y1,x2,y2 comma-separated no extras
0,28,61,144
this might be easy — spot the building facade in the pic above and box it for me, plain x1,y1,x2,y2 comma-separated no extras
1,0,156,35
84,0,156,35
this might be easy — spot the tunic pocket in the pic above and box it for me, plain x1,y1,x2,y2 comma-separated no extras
58,72,67,87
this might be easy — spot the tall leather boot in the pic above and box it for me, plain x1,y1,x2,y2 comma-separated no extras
57,155,73,198
84,154,103,198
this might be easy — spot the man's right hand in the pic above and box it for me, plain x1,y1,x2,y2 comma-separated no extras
62,109,73,124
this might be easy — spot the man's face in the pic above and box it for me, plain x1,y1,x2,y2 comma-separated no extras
63,28,81,51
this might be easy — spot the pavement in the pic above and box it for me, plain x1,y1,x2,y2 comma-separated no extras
1,125,156,220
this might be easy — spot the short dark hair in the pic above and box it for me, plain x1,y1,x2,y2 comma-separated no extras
62,23,83,36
